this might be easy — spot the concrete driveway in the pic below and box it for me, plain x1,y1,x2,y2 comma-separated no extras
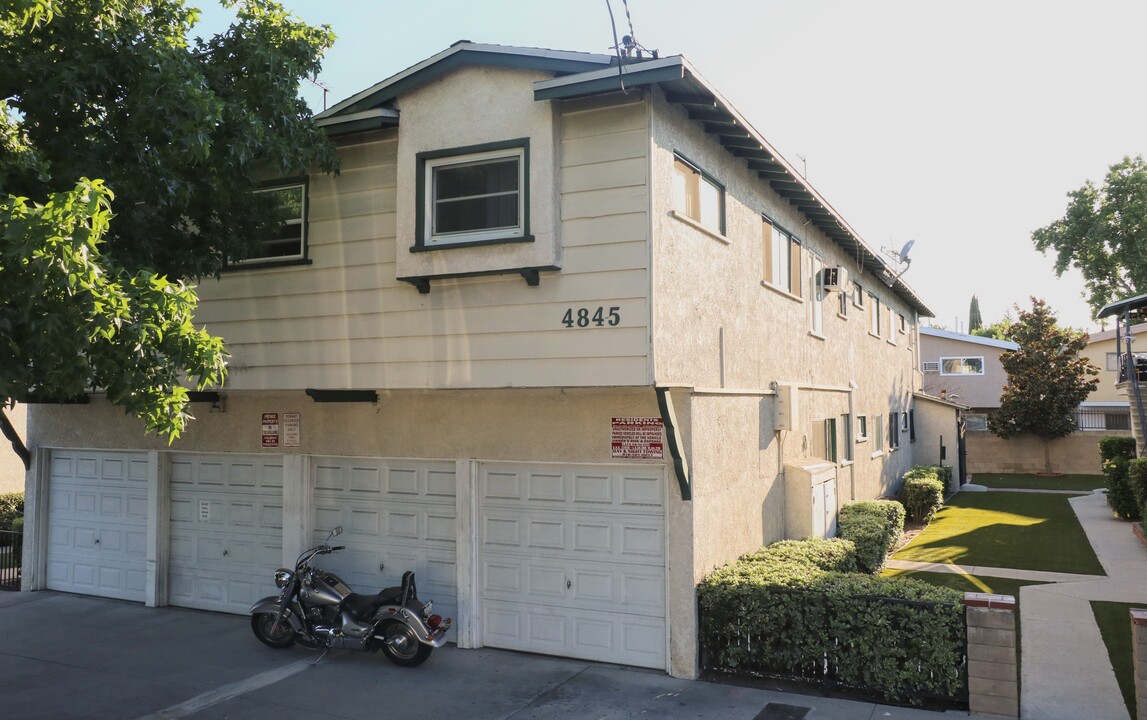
0,591,970,720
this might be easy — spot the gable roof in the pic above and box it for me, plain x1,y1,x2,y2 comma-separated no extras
317,41,933,317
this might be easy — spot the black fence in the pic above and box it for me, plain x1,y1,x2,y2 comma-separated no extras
0,530,22,591
1074,406,1131,431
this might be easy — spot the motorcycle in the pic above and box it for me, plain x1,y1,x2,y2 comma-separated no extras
249,526,451,667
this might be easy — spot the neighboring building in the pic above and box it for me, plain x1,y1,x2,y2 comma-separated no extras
21,43,943,678
1077,323,1147,432
0,402,26,494
919,327,1016,430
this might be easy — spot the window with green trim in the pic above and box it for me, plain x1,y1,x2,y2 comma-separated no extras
417,140,529,248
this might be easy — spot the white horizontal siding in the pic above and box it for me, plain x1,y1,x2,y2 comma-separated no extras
196,94,652,391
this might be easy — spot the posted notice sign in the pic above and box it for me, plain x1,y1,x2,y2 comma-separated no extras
261,412,279,448
611,417,664,459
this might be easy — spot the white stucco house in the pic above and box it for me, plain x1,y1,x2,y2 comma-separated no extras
20,43,946,678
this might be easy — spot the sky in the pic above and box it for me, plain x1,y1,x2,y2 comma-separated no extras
194,0,1147,333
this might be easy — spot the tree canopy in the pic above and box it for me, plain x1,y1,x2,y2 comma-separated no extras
1033,155,1147,318
988,298,1098,445
0,0,337,443
968,295,982,333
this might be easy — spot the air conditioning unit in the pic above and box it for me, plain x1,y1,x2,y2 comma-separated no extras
821,266,846,292
922,361,940,373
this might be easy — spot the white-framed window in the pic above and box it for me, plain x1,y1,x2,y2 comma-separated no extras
856,414,868,442
672,154,724,235
901,411,910,433
852,281,865,308
840,414,853,461
809,251,824,334
873,413,884,453
1107,352,1120,372
941,356,985,375
898,313,908,334
763,218,801,294
838,285,849,317
417,140,528,248
889,413,899,449
239,181,306,264
868,293,881,336
965,413,989,431
887,306,897,345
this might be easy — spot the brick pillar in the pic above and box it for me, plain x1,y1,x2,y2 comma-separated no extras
965,592,1019,718
1131,609,1147,720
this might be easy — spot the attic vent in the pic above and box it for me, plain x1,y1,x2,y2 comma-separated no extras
922,361,940,373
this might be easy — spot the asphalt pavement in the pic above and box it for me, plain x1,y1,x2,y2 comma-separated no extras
0,590,980,720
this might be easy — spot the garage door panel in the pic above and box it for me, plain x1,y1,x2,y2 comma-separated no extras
478,462,666,669
312,457,458,641
168,454,283,614
47,451,149,602
481,508,664,565
482,600,665,668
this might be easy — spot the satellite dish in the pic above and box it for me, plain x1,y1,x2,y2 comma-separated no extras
898,239,916,264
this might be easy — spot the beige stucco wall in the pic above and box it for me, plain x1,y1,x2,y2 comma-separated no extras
919,333,1011,410
966,430,1119,476
912,396,962,493
0,402,26,494
1084,334,1125,403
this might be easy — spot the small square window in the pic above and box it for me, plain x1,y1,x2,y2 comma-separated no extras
673,155,724,235
856,414,868,442
417,141,529,248
238,181,306,264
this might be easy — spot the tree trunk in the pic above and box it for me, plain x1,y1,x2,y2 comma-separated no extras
1043,437,1053,475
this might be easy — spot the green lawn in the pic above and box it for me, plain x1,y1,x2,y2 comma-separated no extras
892,491,1105,575
971,473,1104,492
1091,601,1142,720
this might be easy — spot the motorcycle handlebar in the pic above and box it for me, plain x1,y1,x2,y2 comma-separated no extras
330,545,345,551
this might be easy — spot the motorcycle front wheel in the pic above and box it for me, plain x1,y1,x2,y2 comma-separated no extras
377,620,433,667
251,612,296,649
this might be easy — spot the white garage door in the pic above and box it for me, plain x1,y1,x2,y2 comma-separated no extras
311,457,457,636
168,454,283,614
478,462,666,669
46,450,149,601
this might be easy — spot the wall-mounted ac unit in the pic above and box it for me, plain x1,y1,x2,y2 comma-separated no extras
821,266,846,292
922,361,940,373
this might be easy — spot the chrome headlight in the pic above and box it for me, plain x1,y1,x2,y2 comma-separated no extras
274,569,294,589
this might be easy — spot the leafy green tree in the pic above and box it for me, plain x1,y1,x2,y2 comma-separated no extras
1033,155,1147,318
989,298,1099,472
968,295,982,333
971,314,1014,341
0,0,337,450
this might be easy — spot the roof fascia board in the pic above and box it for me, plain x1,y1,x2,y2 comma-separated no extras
920,326,1019,350
320,43,615,119
532,56,686,100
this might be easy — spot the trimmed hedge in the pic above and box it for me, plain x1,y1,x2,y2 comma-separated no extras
838,500,904,573
698,538,966,705
901,467,946,523
1102,438,1139,519
739,537,860,573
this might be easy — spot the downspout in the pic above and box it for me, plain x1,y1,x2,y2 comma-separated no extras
656,387,691,501
0,406,30,470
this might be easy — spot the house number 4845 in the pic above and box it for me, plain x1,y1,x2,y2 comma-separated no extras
561,306,621,328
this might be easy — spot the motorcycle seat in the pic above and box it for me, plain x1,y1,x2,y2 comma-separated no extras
344,591,396,620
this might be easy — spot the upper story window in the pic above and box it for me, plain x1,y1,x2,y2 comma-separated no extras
763,218,801,295
809,251,824,334
416,139,530,249
868,292,881,336
887,306,897,345
672,154,724,235
941,356,985,375
237,180,307,264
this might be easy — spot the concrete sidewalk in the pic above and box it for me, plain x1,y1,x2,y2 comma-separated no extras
0,590,979,720
1019,491,1147,720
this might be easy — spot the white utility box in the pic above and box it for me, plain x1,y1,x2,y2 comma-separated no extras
784,460,838,539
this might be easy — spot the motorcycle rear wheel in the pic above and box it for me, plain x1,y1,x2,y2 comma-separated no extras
251,612,296,649
378,620,433,667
